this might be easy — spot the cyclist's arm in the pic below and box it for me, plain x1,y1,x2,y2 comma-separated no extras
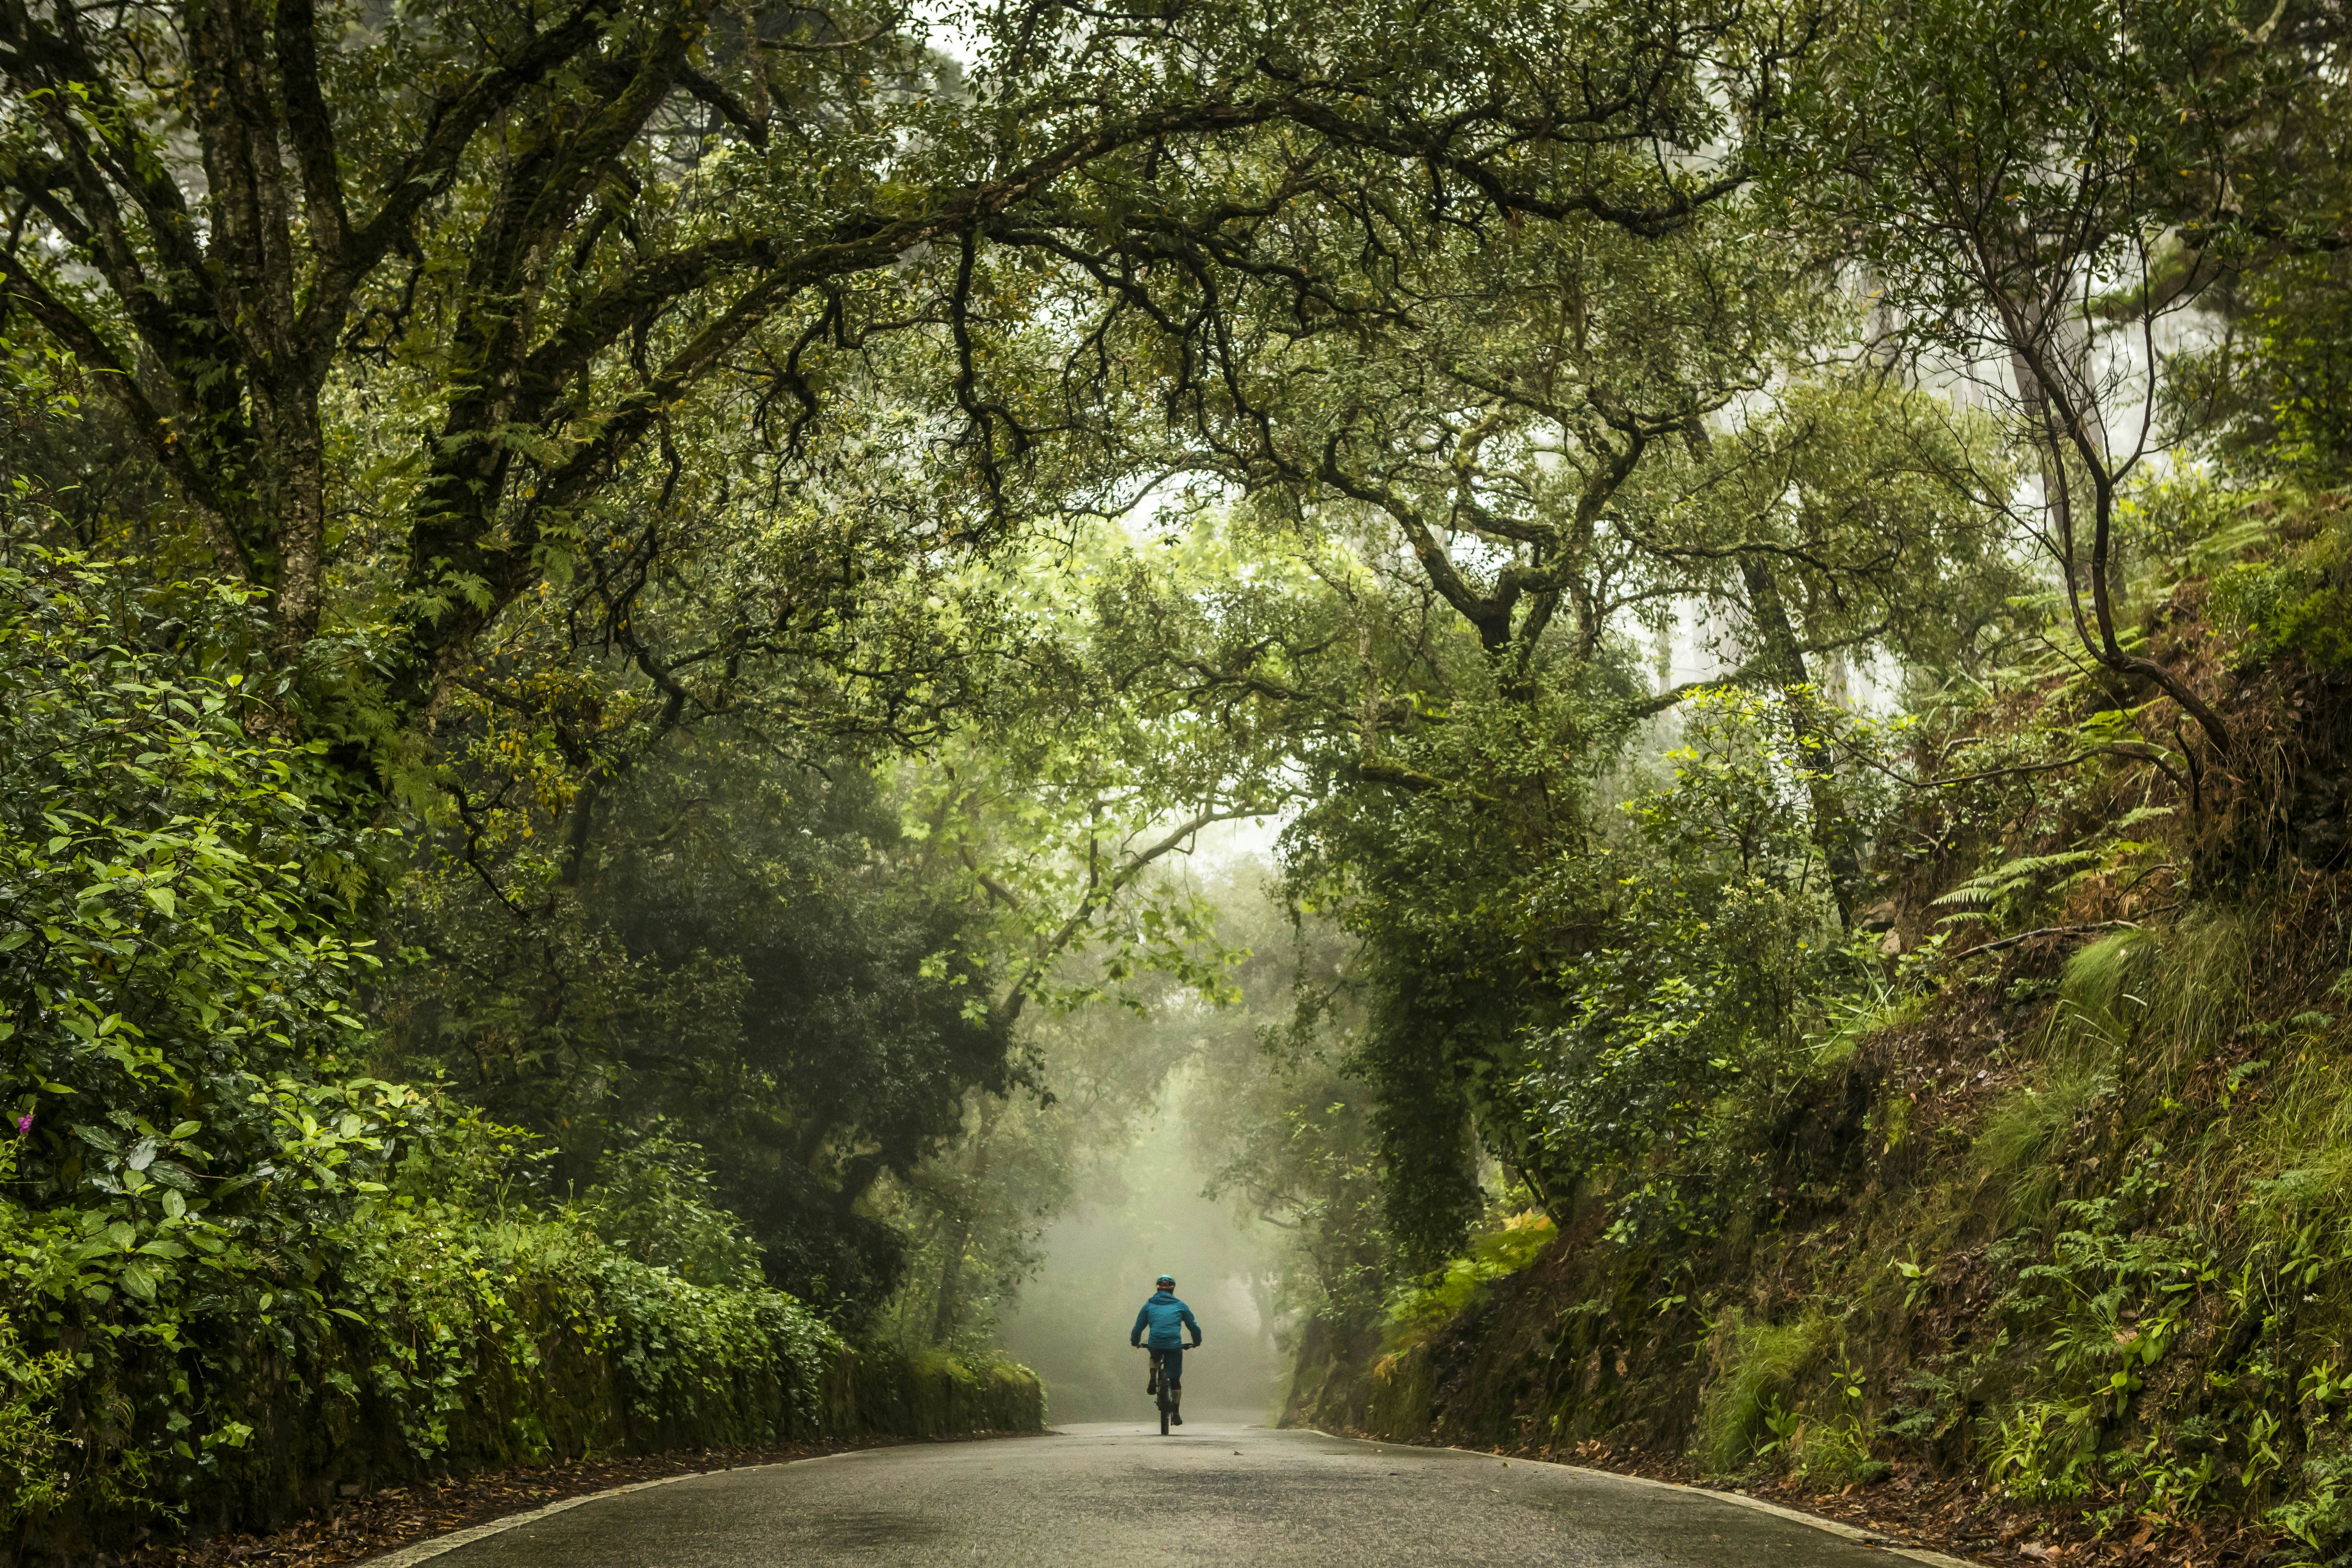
1180,1305,1202,1346
1130,1303,1149,1346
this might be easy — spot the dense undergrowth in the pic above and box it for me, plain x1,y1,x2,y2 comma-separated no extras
0,556,1039,1560
1284,487,2352,1561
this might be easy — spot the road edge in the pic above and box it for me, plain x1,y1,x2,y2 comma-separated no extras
351,1425,1979,1568
1413,1440,1980,1568
351,1447,895,1568
1566,1467,1979,1568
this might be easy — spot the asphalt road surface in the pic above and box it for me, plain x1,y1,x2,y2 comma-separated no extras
393,1419,1946,1568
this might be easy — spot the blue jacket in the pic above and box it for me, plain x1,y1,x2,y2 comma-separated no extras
1131,1290,1201,1349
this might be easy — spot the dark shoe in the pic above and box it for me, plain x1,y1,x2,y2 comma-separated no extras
1171,1411,1183,1426
1146,1373,1158,1395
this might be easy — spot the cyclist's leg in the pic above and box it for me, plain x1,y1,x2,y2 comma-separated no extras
1146,1348,1164,1394
1164,1347,1184,1424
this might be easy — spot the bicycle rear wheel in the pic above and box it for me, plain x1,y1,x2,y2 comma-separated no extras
1159,1403,1170,1435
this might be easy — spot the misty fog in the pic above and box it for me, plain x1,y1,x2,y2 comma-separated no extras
995,1061,1287,1424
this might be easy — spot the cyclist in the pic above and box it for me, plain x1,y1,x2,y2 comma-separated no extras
1130,1273,1203,1425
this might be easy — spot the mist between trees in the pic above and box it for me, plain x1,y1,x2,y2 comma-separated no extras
1,0,2350,1558
991,1058,1288,1425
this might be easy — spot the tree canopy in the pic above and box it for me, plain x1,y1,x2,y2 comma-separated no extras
5,0,2352,1547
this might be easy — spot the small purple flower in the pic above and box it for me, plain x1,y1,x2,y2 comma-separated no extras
13,1112,30,1136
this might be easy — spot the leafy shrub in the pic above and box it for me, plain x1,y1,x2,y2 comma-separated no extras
2210,493,2352,673
0,558,855,1541
0,1145,74,1528
1517,689,1886,1192
2273,1449,2352,1562
1985,1398,2100,1502
576,1129,769,1288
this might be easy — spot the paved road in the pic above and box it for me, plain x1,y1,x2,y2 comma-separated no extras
403,1420,1931,1568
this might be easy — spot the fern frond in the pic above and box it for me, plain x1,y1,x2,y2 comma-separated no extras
1933,848,2101,908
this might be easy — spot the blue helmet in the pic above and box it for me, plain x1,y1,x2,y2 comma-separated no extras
1155,1273,1175,1288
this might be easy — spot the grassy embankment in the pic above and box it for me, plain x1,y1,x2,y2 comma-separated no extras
1290,494,2352,1560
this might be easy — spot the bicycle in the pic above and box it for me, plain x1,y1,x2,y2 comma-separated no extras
1143,1345,1195,1435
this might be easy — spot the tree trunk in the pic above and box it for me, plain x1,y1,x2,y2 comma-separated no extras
930,1100,1001,1343
253,381,330,648
1738,554,1862,927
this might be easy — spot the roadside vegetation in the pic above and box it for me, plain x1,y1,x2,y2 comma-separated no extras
0,0,2346,1559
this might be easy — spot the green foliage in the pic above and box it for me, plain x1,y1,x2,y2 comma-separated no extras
2244,252,2352,482
380,742,1012,1321
344,1191,841,1450
576,1131,770,1290
0,550,391,1514
1973,1066,2115,1225
1792,1411,1887,1488
0,557,868,1536
0,550,376,1126
2212,494,2352,675
1385,1211,1557,1355
1965,1170,2231,1518
2274,1449,2352,1561
1936,849,2106,922
0,1144,74,1528
1192,891,1394,1340
1520,689,1890,1206
2180,246,2352,488
1696,1311,1835,1473
1986,1398,2101,1503
3,0,2352,1546
1703,1344,1887,1486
